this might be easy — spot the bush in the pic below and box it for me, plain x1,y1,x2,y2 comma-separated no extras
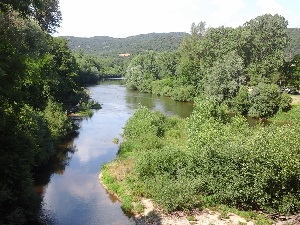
123,106,166,140
248,83,282,118
188,100,300,213
170,85,195,101
232,86,250,115
279,92,292,112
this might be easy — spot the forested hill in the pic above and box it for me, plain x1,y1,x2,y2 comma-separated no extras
286,28,300,60
61,32,188,56
62,28,300,59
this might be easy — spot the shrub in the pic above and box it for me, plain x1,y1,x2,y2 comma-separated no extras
232,85,250,115
248,83,282,118
279,92,292,112
170,85,195,101
188,100,300,214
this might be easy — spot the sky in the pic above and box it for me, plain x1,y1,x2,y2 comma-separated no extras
54,0,300,38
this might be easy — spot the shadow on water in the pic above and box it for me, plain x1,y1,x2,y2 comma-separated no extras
126,88,194,118
32,80,194,225
33,132,79,194
32,132,80,225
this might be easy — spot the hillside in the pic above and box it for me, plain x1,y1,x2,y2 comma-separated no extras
62,32,188,57
286,28,300,60
62,28,300,60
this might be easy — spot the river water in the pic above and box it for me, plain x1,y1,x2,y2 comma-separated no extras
35,80,193,225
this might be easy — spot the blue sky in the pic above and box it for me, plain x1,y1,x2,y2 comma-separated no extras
54,0,300,38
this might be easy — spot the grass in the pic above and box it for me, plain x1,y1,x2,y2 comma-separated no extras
291,94,300,105
100,157,144,215
211,205,272,225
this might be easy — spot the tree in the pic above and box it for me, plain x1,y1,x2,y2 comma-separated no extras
248,83,290,118
280,53,300,89
125,51,159,92
203,51,245,103
190,21,207,37
241,14,289,84
156,51,180,79
0,0,62,33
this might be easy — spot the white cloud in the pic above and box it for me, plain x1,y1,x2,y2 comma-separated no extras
256,0,288,16
55,0,300,37
208,0,246,27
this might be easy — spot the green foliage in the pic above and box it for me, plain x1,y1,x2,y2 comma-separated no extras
0,0,61,33
247,83,291,118
170,85,195,101
285,28,300,61
64,32,187,57
105,97,300,217
188,101,300,214
242,14,288,84
0,5,87,224
123,106,166,140
125,51,160,92
43,99,72,140
203,51,245,103
232,86,250,115
282,53,300,89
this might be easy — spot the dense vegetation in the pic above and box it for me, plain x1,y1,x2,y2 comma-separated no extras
63,27,300,86
62,33,187,84
0,1,88,224
64,32,187,56
102,103,300,219
125,15,300,118
101,13,300,222
286,28,300,60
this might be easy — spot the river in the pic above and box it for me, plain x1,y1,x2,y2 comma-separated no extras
34,80,193,225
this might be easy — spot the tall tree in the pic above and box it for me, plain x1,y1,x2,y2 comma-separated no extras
241,14,289,84
0,0,61,33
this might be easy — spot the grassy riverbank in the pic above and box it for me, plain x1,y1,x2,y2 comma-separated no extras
100,102,300,224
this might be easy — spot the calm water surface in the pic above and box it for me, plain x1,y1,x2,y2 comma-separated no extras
36,81,193,225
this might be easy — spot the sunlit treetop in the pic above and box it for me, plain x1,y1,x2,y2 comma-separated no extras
0,0,61,33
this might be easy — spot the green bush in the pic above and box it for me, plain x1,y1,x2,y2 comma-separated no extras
248,83,283,118
106,100,300,216
188,100,300,213
123,106,166,140
232,85,250,115
279,92,292,112
170,85,195,101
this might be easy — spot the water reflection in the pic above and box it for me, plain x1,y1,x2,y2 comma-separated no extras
126,89,193,118
34,80,193,225
34,133,78,196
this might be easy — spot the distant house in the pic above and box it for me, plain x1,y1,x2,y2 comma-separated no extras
118,53,131,57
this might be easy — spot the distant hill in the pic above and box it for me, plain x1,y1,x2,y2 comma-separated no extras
286,28,300,60
62,32,188,57
62,29,300,60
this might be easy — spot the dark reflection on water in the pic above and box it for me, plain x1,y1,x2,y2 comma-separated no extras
34,80,193,225
126,89,194,118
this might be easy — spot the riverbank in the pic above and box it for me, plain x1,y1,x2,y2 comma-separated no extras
99,155,300,225
99,171,258,225
100,103,300,225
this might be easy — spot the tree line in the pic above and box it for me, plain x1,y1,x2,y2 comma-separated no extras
125,14,300,118
66,26,300,89
0,1,89,224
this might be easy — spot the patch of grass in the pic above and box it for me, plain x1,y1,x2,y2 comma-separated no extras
211,205,272,225
77,109,93,117
291,94,300,105
186,215,197,221
100,158,143,215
